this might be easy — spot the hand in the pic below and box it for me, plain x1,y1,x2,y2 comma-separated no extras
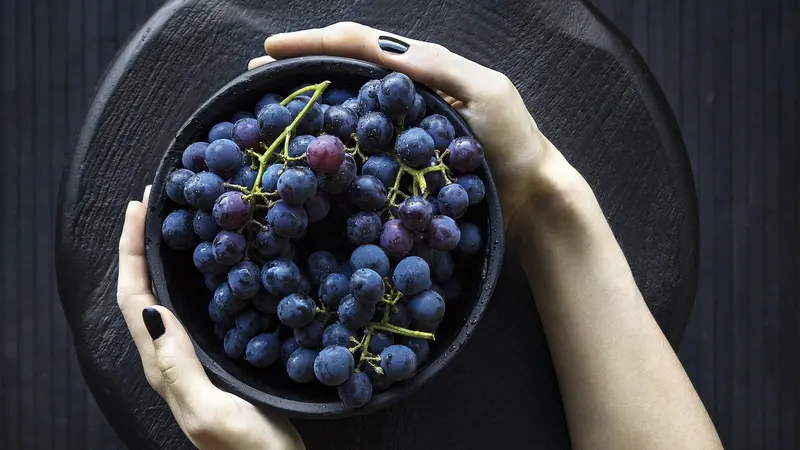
116,186,305,450
249,22,572,238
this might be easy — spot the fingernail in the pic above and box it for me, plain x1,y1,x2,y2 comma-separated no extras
142,307,165,340
378,36,409,55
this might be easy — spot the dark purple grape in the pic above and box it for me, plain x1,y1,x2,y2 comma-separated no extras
356,112,394,154
405,94,426,126
255,93,284,115
307,135,346,174
426,216,461,251
323,87,357,105
411,240,436,265
229,165,258,190
231,118,263,151
287,348,318,383
378,72,415,119
235,308,270,336
396,128,435,168
424,158,446,196
314,345,354,386
447,137,484,174
254,227,289,259
457,222,482,255
261,259,301,297
393,256,432,295
436,183,469,218
296,273,312,295
379,219,415,259
304,191,330,222
277,166,317,205
456,174,485,205
261,163,283,192
257,103,293,143
408,289,445,329
208,122,234,142
182,142,209,172
267,200,308,239
349,268,385,305
364,362,393,391
323,106,358,144
380,345,417,381
212,230,246,265
193,241,227,274
281,336,302,365
420,114,456,150
346,211,381,245
401,337,430,365
228,261,261,299
245,333,281,368
204,273,226,291
322,322,355,348
166,169,195,205
206,139,243,179
368,332,394,354
209,282,248,322
162,209,197,250
286,95,324,134
337,295,375,329
252,289,281,314
362,154,399,189
398,196,434,231
288,134,314,163
357,79,381,115
294,319,324,348
349,175,387,211
317,153,356,194
349,244,391,277
232,111,255,122
212,191,251,230
184,171,225,210
307,251,339,286
277,293,316,328
319,273,349,309
441,278,462,302
389,302,412,327
223,328,250,359
341,97,361,115
430,250,454,282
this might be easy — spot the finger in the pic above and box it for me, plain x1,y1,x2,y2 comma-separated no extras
142,184,151,208
248,55,275,70
265,22,497,101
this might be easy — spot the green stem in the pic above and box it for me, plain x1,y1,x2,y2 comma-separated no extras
372,323,436,340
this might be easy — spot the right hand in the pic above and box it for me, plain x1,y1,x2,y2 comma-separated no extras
249,22,570,237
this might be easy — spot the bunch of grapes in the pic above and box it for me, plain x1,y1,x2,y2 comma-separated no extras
160,72,487,408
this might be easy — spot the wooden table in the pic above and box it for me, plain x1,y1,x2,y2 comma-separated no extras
55,0,698,447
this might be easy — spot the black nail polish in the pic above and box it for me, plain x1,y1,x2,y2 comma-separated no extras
142,307,165,340
378,36,409,55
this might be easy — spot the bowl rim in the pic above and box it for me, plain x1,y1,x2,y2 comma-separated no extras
145,56,505,418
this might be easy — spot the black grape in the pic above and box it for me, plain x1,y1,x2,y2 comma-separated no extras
314,345,355,386
379,219,415,259
223,328,250,359
322,322,355,348
397,196,434,232
182,142,209,172
349,244,391,277
183,171,225,211
245,333,281,368
457,222,482,255
288,134,314,163
447,137,485,174
208,122,233,142
426,215,461,251
206,139,243,179
357,79,381,115
212,230,246,265
408,289,446,327
349,175,387,211
304,191,331,223
231,118,263,151
261,259,301,297
346,211,381,245
166,169,195,205
322,87,357,106
255,93,284,115
287,348,318,383
254,227,289,259
420,114,455,150
232,111,255,122
436,183,469,218
294,319,324,348
162,209,197,250
318,273,349,309
317,153,356,194
362,154,399,189
213,191,252,230
405,93,427,127
379,345,418,381
337,371,373,408
193,241,227,275
267,200,308,239
356,112,394,154
281,337,302,365
396,128,435,168
323,106,358,144
277,166,318,205
349,268,385,305
257,103,293,143
392,256,432,295
456,174,486,205
337,294,375,329
228,261,261,299
363,362,393,392
378,72,415,119
229,165,258,189
260,163,283,192
286,96,324,135
368,331,394,354
277,293,316,328
401,337,430,365
307,250,339,286
235,308,270,336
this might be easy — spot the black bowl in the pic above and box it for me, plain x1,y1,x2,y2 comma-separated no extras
145,56,505,419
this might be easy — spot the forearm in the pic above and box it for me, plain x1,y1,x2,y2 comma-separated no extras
511,149,721,450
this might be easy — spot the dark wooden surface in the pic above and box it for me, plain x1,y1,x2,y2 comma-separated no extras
1,1,797,450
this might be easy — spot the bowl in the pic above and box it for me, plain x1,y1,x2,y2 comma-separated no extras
144,56,505,418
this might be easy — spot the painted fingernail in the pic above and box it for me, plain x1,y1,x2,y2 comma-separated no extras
142,307,165,340
378,36,409,55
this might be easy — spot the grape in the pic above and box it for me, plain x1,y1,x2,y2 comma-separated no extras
430,250,454,282
426,215,461,251
393,256,432,295
227,261,261,299
231,118,263,150
337,295,375,329
297,273,312,295
277,166,317,205
408,289,446,327
396,128,435,168
346,211,381,245
307,251,339,286
411,240,435,265
304,191,330,222
261,259,301,296
204,273,225,291
229,165,257,189
162,209,197,250
380,345,418,381
253,227,289,259
323,106,358,143
314,345,355,386
356,112,394,154
294,319,324,347
368,332,394,354
206,139,243,178
281,336,302,365
232,111,255,122
363,362,393,391
447,137,484,173
405,94,427,126
209,282,248,322
349,244,390,277
166,169,195,204
267,200,308,238
286,96,324,134
260,163,283,192
182,142,209,172
277,293,315,328
319,273,349,308
257,103,293,143
457,222,482,255
338,371,373,408
437,183,469,218
255,93,284,115
212,230,246,265
287,348,319,383
184,172,225,210
307,135,346,174
456,174,486,205
430,283,444,298
362,154,399,189
235,308,270,336
322,87,357,105
402,337,430,365
288,134,314,163
379,219,415,259
398,196,434,232
341,97,361,115
193,241,227,274
420,114,456,150
357,79,381,115
389,302,412,327
208,122,234,142
317,153,356,194
223,328,250,359
322,322,355,348
349,268,385,305
212,191,251,230
349,175,387,211
424,158,446,195
245,333,281,368
441,278,462,302
252,289,280,314
378,72,415,119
